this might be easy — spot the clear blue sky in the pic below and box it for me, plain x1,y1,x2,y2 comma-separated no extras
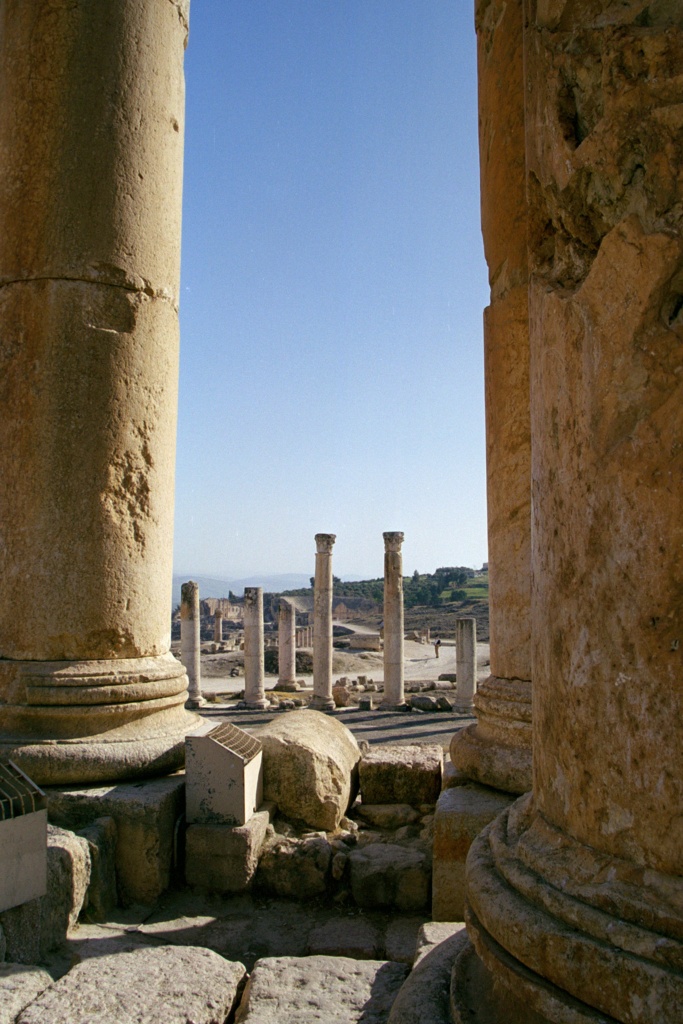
173,1,489,581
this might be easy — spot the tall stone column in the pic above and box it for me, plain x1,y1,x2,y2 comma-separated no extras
213,610,223,643
311,534,336,712
243,588,268,710
450,0,532,797
380,532,406,709
454,617,477,713
278,600,296,688
0,0,196,784
180,582,205,709
464,5,683,1021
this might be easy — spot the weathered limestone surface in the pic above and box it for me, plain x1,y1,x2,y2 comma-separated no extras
307,917,382,960
47,775,185,904
464,4,683,1021
359,745,442,807
234,955,408,1024
77,816,118,922
311,534,336,711
243,588,268,710
381,532,406,709
432,785,513,922
454,618,477,713
256,833,332,899
0,0,197,784
0,965,53,1024
387,926,468,1024
185,805,274,893
16,945,246,1024
450,0,532,796
255,710,360,831
0,825,90,962
278,600,296,686
349,843,430,912
181,581,205,708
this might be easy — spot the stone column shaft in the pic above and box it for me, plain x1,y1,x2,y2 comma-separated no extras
278,600,296,686
454,618,477,712
465,4,683,1021
213,610,223,643
311,534,336,711
381,532,406,709
0,0,196,783
450,0,532,796
243,587,268,710
180,581,204,709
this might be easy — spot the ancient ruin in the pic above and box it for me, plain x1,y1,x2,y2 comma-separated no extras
0,0,680,1020
310,534,336,712
381,532,407,710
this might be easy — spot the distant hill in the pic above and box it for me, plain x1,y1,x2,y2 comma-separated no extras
172,573,313,608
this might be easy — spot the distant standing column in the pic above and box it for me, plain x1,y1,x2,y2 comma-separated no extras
181,582,205,709
243,587,268,710
278,600,296,687
214,609,223,643
381,532,406,709
311,533,336,711
454,617,477,712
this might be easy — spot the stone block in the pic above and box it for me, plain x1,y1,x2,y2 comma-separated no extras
77,816,118,922
0,825,91,962
356,804,421,830
256,833,332,899
47,774,185,904
254,710,360,831
185,721,263,827
15,945,246,1024
387,925,469,1024
185,804,274,893
0,964,53,1024
410,694,438,711
234,955,408,1024
414,922,467,965
441,759,469,790
359,744,442,807
42,825,91,944
432,784,514,921
349,843,430,912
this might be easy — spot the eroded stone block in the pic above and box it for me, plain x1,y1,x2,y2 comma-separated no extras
15,945,246,1024
47,775,185,904
185,804,274,893
359,744,442,807
432,784,514,921
349,843,430,912
0,964,53,1024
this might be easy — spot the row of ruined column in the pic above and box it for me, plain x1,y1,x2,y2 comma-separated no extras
179,531,433,712
448,1,683,1021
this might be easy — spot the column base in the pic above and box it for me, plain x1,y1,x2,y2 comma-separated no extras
244,698,270,710
450,676,532,794
465,794,683,1023
379,699,408,711
185,694,207,709
0,653,198,785
309,696,335,712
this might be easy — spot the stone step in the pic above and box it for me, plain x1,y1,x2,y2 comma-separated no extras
234,954,409,1023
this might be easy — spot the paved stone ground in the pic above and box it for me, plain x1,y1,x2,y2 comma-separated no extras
197,706,475,751
44,891,429,980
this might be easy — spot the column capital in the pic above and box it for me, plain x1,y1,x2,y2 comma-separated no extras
180,581,199,619
315,533,336,553
243,586,262,608
383,531,404,552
